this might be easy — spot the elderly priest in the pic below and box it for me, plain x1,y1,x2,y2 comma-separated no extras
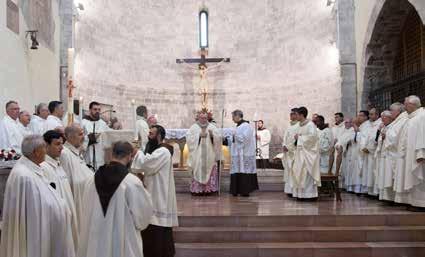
61,123,94,233
78,141,153,257
186,111,222,195
0,135,75,257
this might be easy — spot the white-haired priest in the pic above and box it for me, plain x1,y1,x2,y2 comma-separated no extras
0,135,75,257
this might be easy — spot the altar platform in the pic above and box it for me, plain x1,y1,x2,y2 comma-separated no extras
174,192,425,257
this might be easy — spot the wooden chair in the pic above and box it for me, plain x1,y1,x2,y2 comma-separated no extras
320,173,342,201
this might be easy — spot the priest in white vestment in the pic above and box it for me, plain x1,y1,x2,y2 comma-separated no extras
375,111,394,201
346,115,365,193
61,124,94,233
41,130,79,252
314,115,333,174
0,101,24,153
360,108,382,195
0,135,75,257
402,96,425,211
18,110,32,137
30,103,49,135
292,107,321,199
329,112,345,173
335,118,355,189
81,101,111,170
256,120,272,168
377,104,408,202
136,105,150,151
132,125,178,257
349,111,370,194
282,108,300,195
228,110,258,197
46,101,65,131
187,111,222,195
78,141,153,257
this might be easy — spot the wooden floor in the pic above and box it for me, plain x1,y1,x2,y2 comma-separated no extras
175,192,425,257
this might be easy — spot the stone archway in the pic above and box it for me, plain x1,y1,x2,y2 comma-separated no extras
361,0,425,110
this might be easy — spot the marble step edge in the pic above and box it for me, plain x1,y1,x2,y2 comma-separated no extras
175,241,425,249
175,242,425,257
174,225,425,232
178,214,425,227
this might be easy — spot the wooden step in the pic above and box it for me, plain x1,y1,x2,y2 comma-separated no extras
178,214,425,227
174,226,425,243
175,242,425,257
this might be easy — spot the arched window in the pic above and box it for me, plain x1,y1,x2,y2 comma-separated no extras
199,10,208,49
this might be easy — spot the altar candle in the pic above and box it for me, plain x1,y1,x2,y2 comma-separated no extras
67,48,75,125
131,99,137,140
79,97,83,122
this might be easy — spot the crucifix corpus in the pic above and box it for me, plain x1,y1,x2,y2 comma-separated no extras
176,9,230,111
176,48,230,111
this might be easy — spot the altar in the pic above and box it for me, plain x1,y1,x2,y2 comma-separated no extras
100,128,235,170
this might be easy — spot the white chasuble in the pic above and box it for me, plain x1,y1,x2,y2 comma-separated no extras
186,122,221,184
292,120,321,198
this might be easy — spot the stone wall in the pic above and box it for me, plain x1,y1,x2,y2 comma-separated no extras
0,0,61,118
74,0,342,150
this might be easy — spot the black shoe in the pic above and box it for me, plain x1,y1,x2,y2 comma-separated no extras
232,193,238,197
241,194,250,197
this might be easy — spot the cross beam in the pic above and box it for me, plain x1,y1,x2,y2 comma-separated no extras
176,57,230,64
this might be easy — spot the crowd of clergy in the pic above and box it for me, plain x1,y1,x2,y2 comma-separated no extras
0,100,177,257
281,95,425,211
1,94,425,257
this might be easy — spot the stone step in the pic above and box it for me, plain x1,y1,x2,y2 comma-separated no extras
174,226,425,243
178,214,425,227
175,242,425,257
174,169,284,192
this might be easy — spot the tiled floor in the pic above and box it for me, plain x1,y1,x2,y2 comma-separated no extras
176,191,415,216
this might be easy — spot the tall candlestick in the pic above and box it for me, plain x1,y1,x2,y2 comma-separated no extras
67,48,75,125
79,97,83,122
131,99,137,141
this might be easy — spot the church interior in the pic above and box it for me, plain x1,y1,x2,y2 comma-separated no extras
1,0,425,256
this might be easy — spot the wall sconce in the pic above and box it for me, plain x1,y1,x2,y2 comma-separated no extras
25,30,39,50
327,0,336,6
